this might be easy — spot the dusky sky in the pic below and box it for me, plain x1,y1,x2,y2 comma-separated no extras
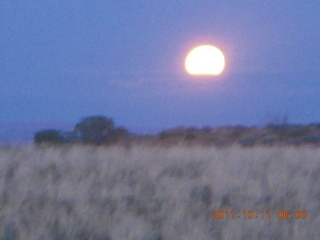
1,1,320,143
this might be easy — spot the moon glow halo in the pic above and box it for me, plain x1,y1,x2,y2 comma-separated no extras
185,45,225,76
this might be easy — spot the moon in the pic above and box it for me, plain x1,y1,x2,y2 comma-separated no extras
185,45,225,76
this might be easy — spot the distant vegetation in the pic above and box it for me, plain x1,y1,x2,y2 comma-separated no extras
34,116,129,146
34,115,320,147
154,123,320,147
34,129,66,145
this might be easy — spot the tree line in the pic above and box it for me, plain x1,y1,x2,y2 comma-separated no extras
34,115,320,147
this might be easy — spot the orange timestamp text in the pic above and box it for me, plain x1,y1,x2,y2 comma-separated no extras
212,210,309,219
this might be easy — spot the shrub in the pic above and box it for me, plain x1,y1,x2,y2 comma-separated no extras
285,125,311,139
185,127,197,140
200,126,213,134
229,125,248,139
185,132,196,140
303,135,319,143
261,136,278,145
239,135,256,147
159,131,170,140
265,124,311,140
34,129,65,145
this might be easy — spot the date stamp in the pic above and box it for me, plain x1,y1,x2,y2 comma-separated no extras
212,210,309,219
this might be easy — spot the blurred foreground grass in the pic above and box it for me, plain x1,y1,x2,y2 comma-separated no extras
0,144,319,239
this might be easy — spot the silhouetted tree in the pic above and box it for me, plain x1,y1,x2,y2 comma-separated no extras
74,116,115,144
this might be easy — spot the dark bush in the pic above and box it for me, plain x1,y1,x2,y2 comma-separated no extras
265,124,311,140
239,135,256,147
185,127,197,140
303,135,319,143
261,136,278,145
34,129,65,145
185,132,196,140
201,126,213,134
159,131,170,140
285,126,311,139
229,125,248,139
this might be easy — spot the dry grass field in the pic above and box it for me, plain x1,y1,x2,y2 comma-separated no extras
0,143,319,239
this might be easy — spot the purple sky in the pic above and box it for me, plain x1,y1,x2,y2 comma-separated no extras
1,1,320,143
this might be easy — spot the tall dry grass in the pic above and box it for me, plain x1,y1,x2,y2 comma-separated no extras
0,144,319,239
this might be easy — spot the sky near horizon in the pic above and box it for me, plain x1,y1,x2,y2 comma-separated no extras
1,1,320,142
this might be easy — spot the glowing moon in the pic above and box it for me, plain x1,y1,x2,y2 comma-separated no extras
185,45,225,76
